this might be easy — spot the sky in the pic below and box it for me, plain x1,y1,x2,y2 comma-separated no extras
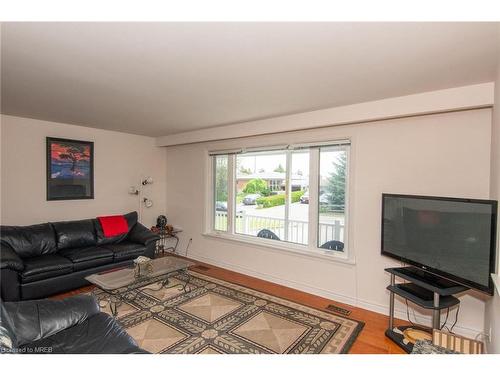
237,149,345,181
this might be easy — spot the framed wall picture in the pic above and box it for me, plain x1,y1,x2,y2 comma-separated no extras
46,137,94,200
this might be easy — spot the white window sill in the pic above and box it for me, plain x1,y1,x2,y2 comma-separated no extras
492,273,500,296
202,231,356,266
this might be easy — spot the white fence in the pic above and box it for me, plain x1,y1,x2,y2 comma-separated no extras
215,211,344,246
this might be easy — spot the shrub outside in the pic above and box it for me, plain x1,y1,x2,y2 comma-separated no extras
256,191,304,208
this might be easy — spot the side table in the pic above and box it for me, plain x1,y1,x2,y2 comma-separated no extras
155,228,182,256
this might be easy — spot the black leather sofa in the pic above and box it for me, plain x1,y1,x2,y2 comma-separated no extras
0,212,159,301
0,294,148,354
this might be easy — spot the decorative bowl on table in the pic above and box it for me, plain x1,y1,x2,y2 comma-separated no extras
134,256,153,278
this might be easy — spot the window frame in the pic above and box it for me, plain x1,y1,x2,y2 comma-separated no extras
205,140,354,264
212,154,229,232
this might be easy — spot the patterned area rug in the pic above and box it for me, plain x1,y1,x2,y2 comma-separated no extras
94,271,364,354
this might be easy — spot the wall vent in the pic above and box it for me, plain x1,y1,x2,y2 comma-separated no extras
192,265,211,272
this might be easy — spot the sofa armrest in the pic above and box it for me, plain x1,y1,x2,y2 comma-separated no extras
4,295,100,346
0,243,24,272
128,223,160,246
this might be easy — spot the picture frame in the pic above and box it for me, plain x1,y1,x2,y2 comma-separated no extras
46,137,94,200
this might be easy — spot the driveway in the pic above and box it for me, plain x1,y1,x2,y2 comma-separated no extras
237,202,344,224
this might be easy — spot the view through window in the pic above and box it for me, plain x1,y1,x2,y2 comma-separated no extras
211,142,349,255
318,147,348,250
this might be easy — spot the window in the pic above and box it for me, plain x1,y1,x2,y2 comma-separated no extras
209,141,350,258
268,179,281,191
235,151,289,241
213,155,228,231
289,150,309,244
318,146,348,250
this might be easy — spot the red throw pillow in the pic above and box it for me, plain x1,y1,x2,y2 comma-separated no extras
98,215,129,238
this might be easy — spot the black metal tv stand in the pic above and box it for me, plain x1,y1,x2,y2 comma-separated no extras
385,266,469,353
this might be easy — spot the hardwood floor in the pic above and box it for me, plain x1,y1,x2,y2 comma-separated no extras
55,255,407,354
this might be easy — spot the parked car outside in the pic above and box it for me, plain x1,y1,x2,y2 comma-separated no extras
300,190,309,204
319,193,330,205
243,193,261,205
300,191,331,205
215,201,227,211
217,201,245,214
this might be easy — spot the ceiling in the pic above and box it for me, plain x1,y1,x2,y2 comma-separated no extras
1,22,499,137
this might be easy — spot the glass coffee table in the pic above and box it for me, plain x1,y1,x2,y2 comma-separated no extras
85,257,195,317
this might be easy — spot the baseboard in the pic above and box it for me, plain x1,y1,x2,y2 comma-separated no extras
188,250,358,307
187,250,482,339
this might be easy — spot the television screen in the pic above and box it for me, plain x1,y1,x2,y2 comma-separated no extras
382,194,497,294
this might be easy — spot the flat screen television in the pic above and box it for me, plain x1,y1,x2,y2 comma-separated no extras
381,194,497,295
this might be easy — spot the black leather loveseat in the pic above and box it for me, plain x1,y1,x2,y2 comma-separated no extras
0,294,148,354
0,212,159,301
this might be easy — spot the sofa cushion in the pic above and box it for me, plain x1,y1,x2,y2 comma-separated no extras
52,220,97,250
59,247,114,271
21,255,73,283
20,312,146,354
93,211,138,246
0,224,57,258
102,241,146,261
3,295,101,347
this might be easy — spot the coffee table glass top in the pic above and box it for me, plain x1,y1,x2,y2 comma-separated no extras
85,257,195,291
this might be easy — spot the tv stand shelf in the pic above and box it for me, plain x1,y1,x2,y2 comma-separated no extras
387,284,460,310
387,267,469,296
384,266,469,353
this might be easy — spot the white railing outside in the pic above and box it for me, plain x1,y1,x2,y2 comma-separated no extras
318,221,345,246
214,211,344,246
214,210,228,231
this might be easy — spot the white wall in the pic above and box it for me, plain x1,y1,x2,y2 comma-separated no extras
484,26,500,354
165,108,492,338
1,115,167,227
157,83,494,146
